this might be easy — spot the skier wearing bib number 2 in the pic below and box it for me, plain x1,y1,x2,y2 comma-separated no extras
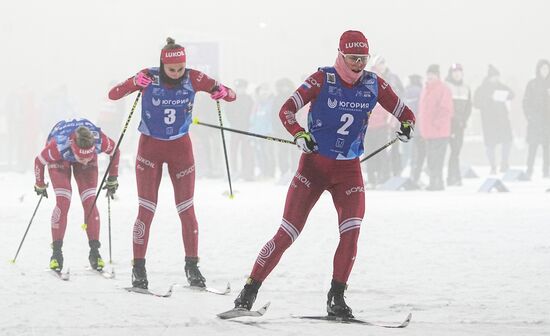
232,31,415,318
108,37,236,289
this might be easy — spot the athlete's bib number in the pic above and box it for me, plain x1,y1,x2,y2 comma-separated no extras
164,109,176,125
337,114,354,135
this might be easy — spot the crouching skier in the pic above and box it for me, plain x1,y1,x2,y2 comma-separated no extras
34,118,120,272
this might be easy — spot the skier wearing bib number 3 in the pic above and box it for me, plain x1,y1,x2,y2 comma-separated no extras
233,31,415,318
108,37,236,289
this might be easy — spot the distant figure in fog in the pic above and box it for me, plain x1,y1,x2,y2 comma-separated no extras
404,74,423,171
250,83,276,179
417,64,453,191
371,55,404,176
225,79,255,181
473,65,514,174
364,104,391,187
273,78,297,181
445,63,472,186
97,81,127,139
522,59,550,179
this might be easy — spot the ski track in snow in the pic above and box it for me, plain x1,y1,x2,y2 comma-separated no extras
1,170,549,336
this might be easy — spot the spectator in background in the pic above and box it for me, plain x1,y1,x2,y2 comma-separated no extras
225,79,255,181
445,63,472,186
250,83,275,179
371,55,404,176
19,87,41,173
43,85,76,131
364,104,390,188
417,65,453,190
97,81,127,139
404,74,423,172
474,65,514,174
273,78,297,183
522,59,550,179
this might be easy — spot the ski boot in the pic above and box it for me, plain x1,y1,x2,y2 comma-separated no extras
49,240,64,271
88,240,105,271
327,280,354,318
132,258,148,289
184,256,206,287
234,277,262,310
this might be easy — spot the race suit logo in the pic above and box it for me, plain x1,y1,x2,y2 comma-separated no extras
344,41,368,49
283,110,296,125
345,186,365,196
295,172,312,188
153,98,189,106
136,155,155,168
329,98,370,110
133,220,145,245
176,164,195,179
165,50,185,58
256,240,276,267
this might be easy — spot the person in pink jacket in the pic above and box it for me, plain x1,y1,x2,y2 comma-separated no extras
417,64,454,190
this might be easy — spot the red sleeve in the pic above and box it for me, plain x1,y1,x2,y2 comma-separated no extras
279,71,325,136
108,69,149,100
100,132,120,177
377,76,416,124
34,140,62,186
189,69,236,102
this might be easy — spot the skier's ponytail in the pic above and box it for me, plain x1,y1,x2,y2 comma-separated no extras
75,126,94,148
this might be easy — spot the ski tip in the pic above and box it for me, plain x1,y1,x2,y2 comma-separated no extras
165,283,177,296
259,302,271,312
401,313,413,326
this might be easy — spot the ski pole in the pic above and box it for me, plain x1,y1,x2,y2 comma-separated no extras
360,137,398,163
192,118,295,145
107,195,112,264
216,100,234,199
11,191,46,263
84,91,142,227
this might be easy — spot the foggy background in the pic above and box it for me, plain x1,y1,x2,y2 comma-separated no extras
1,0,549,175
1,2,549,335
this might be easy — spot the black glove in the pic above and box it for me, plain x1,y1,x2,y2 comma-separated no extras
396,120,414,143
34,183,48,198
103,176,119,199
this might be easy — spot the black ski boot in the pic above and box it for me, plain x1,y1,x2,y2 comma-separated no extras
132,258,148,289
185,256,206,287
234,277,262,310
49,240,64,271
327,280,354,318
88,240,105,271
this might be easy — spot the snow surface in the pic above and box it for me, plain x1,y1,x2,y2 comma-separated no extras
1,170,549,336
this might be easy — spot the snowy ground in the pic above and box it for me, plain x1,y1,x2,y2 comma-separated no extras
1,169,549,336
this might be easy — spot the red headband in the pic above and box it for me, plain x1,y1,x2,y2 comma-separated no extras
161,47,186,64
